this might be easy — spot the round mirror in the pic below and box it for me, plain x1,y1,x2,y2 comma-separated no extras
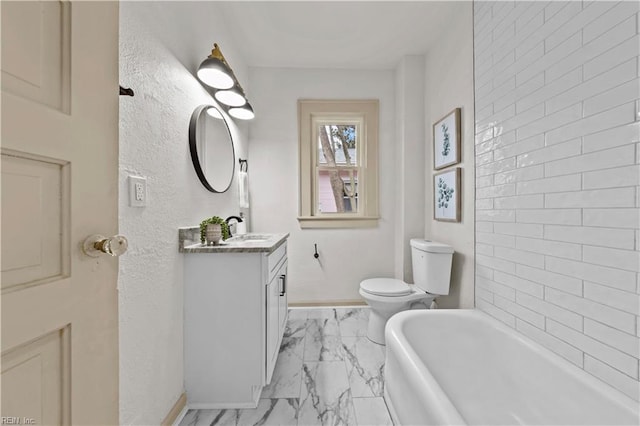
189,105,235,193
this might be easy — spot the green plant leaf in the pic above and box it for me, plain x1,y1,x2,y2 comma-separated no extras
199,216,231,243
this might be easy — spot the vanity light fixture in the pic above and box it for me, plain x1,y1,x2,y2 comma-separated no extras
214,85,246,107
197,43,255,120
229,102,255,120
205,106,224,119
197,44,234,89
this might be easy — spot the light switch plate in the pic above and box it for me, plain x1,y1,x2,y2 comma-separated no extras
128,175,147,207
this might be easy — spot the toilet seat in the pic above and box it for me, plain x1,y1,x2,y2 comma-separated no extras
359,287,433,304
360,278,413,297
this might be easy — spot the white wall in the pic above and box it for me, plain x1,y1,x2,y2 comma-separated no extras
118,3,248,423
395,56,426,282
249,68,396,303
425,2,476,308
474,1,640,400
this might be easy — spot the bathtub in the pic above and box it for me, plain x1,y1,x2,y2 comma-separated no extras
384,310,639,425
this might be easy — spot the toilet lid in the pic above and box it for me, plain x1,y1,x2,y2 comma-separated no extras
360,278,412,296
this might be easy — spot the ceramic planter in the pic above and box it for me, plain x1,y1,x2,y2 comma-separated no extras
205,223,222,245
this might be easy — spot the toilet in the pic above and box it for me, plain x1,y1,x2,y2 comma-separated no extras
359,239,454,344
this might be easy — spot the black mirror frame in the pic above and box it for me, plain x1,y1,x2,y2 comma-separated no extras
188,104,235,193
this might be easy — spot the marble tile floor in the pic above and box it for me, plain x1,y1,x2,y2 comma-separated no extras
179,307,394,426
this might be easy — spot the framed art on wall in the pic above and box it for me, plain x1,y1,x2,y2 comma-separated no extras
434,168,461,222
433,108,461,170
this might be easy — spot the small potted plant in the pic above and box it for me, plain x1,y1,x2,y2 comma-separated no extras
199,216,230,246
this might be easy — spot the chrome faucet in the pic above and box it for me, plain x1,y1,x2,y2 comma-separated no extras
225,215,244,238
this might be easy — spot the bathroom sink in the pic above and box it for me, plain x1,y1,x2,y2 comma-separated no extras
225,234,272,244
210,235,270,247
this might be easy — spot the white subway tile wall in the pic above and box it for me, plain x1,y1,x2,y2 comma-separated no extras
474,1,640,401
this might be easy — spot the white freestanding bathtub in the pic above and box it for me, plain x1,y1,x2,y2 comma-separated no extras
384,310,639,425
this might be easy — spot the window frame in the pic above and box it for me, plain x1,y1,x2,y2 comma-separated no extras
298,99,379,228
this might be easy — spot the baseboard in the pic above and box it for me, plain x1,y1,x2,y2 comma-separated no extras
188,401,260,409
171,406,188,426
162,392,186,426
289,299,367,307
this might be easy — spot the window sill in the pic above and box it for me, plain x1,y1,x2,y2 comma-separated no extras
297,216,379,229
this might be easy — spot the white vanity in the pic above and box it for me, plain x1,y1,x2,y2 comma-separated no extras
179,230,289,408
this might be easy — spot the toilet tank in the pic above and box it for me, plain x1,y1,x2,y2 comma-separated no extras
410,239,454,295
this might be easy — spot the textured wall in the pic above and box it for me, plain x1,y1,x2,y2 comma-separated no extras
118,3,248,424
425,2,476,308
474,1,640,400
248,67,396,304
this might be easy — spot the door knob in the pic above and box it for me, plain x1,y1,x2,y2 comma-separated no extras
83,234,128,257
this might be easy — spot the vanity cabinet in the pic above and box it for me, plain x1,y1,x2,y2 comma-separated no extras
182,235,288,408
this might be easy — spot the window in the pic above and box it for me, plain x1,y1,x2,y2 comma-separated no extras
298,100,379,228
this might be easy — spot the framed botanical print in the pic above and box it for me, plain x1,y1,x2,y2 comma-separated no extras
433,108,461,170
434,168,461,222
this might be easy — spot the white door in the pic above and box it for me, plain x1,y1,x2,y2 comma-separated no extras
1,1,120,424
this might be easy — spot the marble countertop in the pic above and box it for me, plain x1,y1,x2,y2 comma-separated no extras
178,227,288,254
